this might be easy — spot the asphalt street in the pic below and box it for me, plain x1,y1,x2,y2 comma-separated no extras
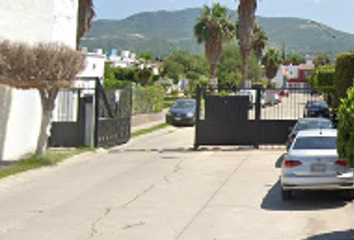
0,126,353,240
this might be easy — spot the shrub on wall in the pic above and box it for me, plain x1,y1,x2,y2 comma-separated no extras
337,86,354,167
334,53,354,107
133,85,164,114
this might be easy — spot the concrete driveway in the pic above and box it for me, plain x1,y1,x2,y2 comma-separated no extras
0,127,353,240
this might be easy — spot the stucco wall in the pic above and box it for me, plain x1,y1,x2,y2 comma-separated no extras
0,0,78,160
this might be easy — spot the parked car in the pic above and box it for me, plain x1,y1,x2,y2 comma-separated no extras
279,89,289,97
281,129,354,200
286,117,333,150
165,98,196,126
264,90,280,106
303,100,330,118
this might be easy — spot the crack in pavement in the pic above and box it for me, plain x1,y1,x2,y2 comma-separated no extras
122,184,156,208
174,156,249,240
122,221,146,230
85,184,155,240
163,160,184,182
86,208,111,240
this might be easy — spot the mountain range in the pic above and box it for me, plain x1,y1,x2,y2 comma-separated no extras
81,8,354,58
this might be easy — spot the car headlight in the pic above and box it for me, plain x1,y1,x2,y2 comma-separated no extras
166,111,172,116
186,112,194,117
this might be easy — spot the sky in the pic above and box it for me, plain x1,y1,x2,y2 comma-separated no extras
93,0,354,34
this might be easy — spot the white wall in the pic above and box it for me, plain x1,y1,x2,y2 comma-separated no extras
0,0,78,160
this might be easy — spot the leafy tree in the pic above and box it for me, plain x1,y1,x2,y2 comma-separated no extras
217,44,242,88
287,53,305,65
162,51,208,83
262,48,283,81
139,52,153,62
135,68,153,86
337,86,354,167
0,41,85,156
237,0,257,87
314,53,331,66
252,24,268,62
334,52,354,107
194,3,236,87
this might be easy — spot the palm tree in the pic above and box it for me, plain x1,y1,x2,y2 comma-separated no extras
77,0,95,48
194,3,236,88
252,24,268,62
262,48,283,83
237,0,257,87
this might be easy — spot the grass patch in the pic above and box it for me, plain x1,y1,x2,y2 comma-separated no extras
0,148,92,180
132,123,170,138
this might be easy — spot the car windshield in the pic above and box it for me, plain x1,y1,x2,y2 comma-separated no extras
294,120,332,131
308,102,328,108
292,136,336,150
172,100,195,109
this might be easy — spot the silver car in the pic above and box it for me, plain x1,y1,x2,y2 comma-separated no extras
280,129,354,200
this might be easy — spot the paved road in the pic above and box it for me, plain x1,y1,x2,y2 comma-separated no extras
0,127,353,240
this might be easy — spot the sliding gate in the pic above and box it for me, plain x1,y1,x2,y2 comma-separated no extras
194,86,322,149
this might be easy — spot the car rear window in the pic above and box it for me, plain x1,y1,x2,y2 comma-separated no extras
292,136,336,150
173,101,195,108
295,121,332,131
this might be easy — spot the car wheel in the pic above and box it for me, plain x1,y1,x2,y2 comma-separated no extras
346,189,354,201
281,188,293,200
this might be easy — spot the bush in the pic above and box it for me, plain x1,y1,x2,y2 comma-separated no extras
334,53,354,107
308,64,335,108
133,85,165,114
337,86,354,167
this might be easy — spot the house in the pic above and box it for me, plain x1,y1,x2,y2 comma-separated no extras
271,59,315,89
107,49,137,68
0,0,79,161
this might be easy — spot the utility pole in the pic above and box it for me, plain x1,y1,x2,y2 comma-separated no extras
308,20,336,62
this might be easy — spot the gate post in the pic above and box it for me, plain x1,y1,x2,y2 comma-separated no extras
93,78,100,148
254,88,262,149
194,85,202,150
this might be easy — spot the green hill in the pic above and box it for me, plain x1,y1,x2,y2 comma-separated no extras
81,8,354,58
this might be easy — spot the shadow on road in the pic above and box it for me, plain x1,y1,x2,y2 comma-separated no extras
261,180,348,211
302,229,354,240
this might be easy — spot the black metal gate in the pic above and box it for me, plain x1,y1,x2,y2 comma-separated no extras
194,86,322,149
95,80,132,148
49,79,132,148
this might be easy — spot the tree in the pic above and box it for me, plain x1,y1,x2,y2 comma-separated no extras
262,48,283,82
252,24,268,62
194,3,236,88
135,67,153,86
0,41,85,156
314,53,331,66
237,0,257,87
162,51,208,83
77,0,95,48
286,53,305,65
334,52,354,107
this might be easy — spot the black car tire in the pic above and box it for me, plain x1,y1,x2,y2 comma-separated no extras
346,189,354,201
281,188,293,200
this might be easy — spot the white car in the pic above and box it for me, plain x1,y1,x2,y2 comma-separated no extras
280,129,354,200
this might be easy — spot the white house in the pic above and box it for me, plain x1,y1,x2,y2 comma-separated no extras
0,0,79,161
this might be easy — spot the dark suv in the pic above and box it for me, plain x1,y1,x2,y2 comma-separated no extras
303,100,330,118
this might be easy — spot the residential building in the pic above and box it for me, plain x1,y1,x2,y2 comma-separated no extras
271,59,315,89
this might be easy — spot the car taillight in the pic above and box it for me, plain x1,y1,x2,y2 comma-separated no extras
283,160,302,168
335,160,349,167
